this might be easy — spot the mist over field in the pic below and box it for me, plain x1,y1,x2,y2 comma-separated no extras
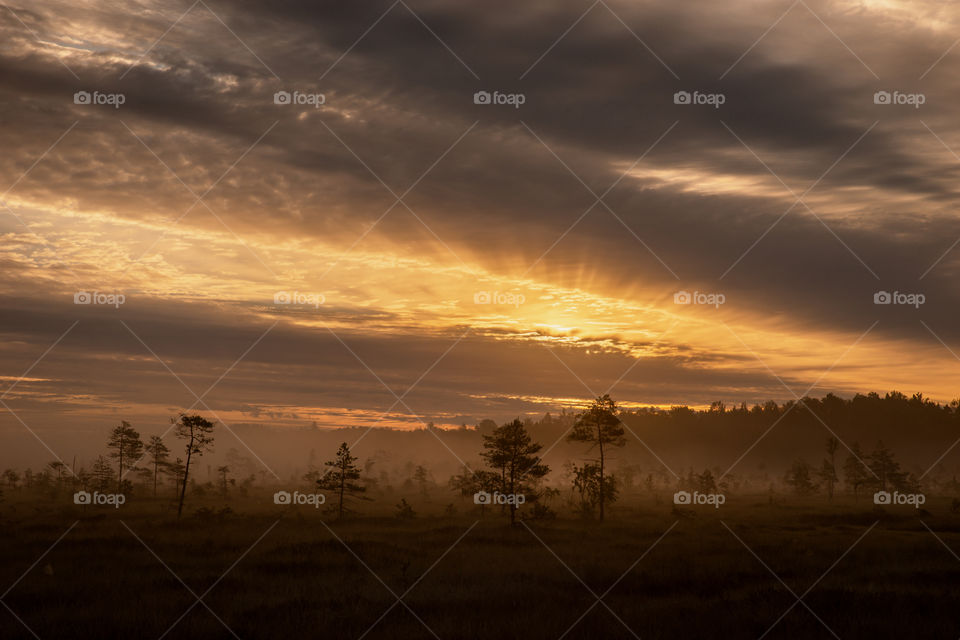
6,390,959,484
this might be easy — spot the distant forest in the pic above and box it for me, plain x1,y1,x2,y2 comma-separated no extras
4,391,960,522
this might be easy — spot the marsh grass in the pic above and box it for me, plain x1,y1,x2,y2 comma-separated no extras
1,495,958,638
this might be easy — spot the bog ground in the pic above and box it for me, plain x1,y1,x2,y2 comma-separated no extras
2,497,959,639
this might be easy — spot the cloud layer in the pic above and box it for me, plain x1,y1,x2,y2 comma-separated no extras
2,0,960,466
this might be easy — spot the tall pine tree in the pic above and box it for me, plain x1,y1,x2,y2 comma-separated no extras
106,421,143,493
567,395,625,521
317,443,366,519
481,418,550,525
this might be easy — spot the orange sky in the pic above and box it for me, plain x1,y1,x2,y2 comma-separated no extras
2,0,960,459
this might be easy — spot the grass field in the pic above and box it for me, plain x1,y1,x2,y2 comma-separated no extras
1,495,959,639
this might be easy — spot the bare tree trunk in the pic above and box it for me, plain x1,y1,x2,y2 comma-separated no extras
509,465,516,525
117,434,124,494
598,418,606,522
828,450,836,500
178,437,193,518
338,472,345,519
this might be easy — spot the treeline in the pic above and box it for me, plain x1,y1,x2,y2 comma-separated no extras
521,391,960,455
3,392,960,523
0,398,630,523
630,392,958,447
1,414,216,517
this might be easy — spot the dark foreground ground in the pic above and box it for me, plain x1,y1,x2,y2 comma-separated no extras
1,497,959,639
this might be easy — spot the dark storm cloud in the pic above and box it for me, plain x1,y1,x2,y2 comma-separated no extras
2,0,960,445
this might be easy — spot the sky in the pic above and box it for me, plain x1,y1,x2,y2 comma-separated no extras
2,0,960,457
